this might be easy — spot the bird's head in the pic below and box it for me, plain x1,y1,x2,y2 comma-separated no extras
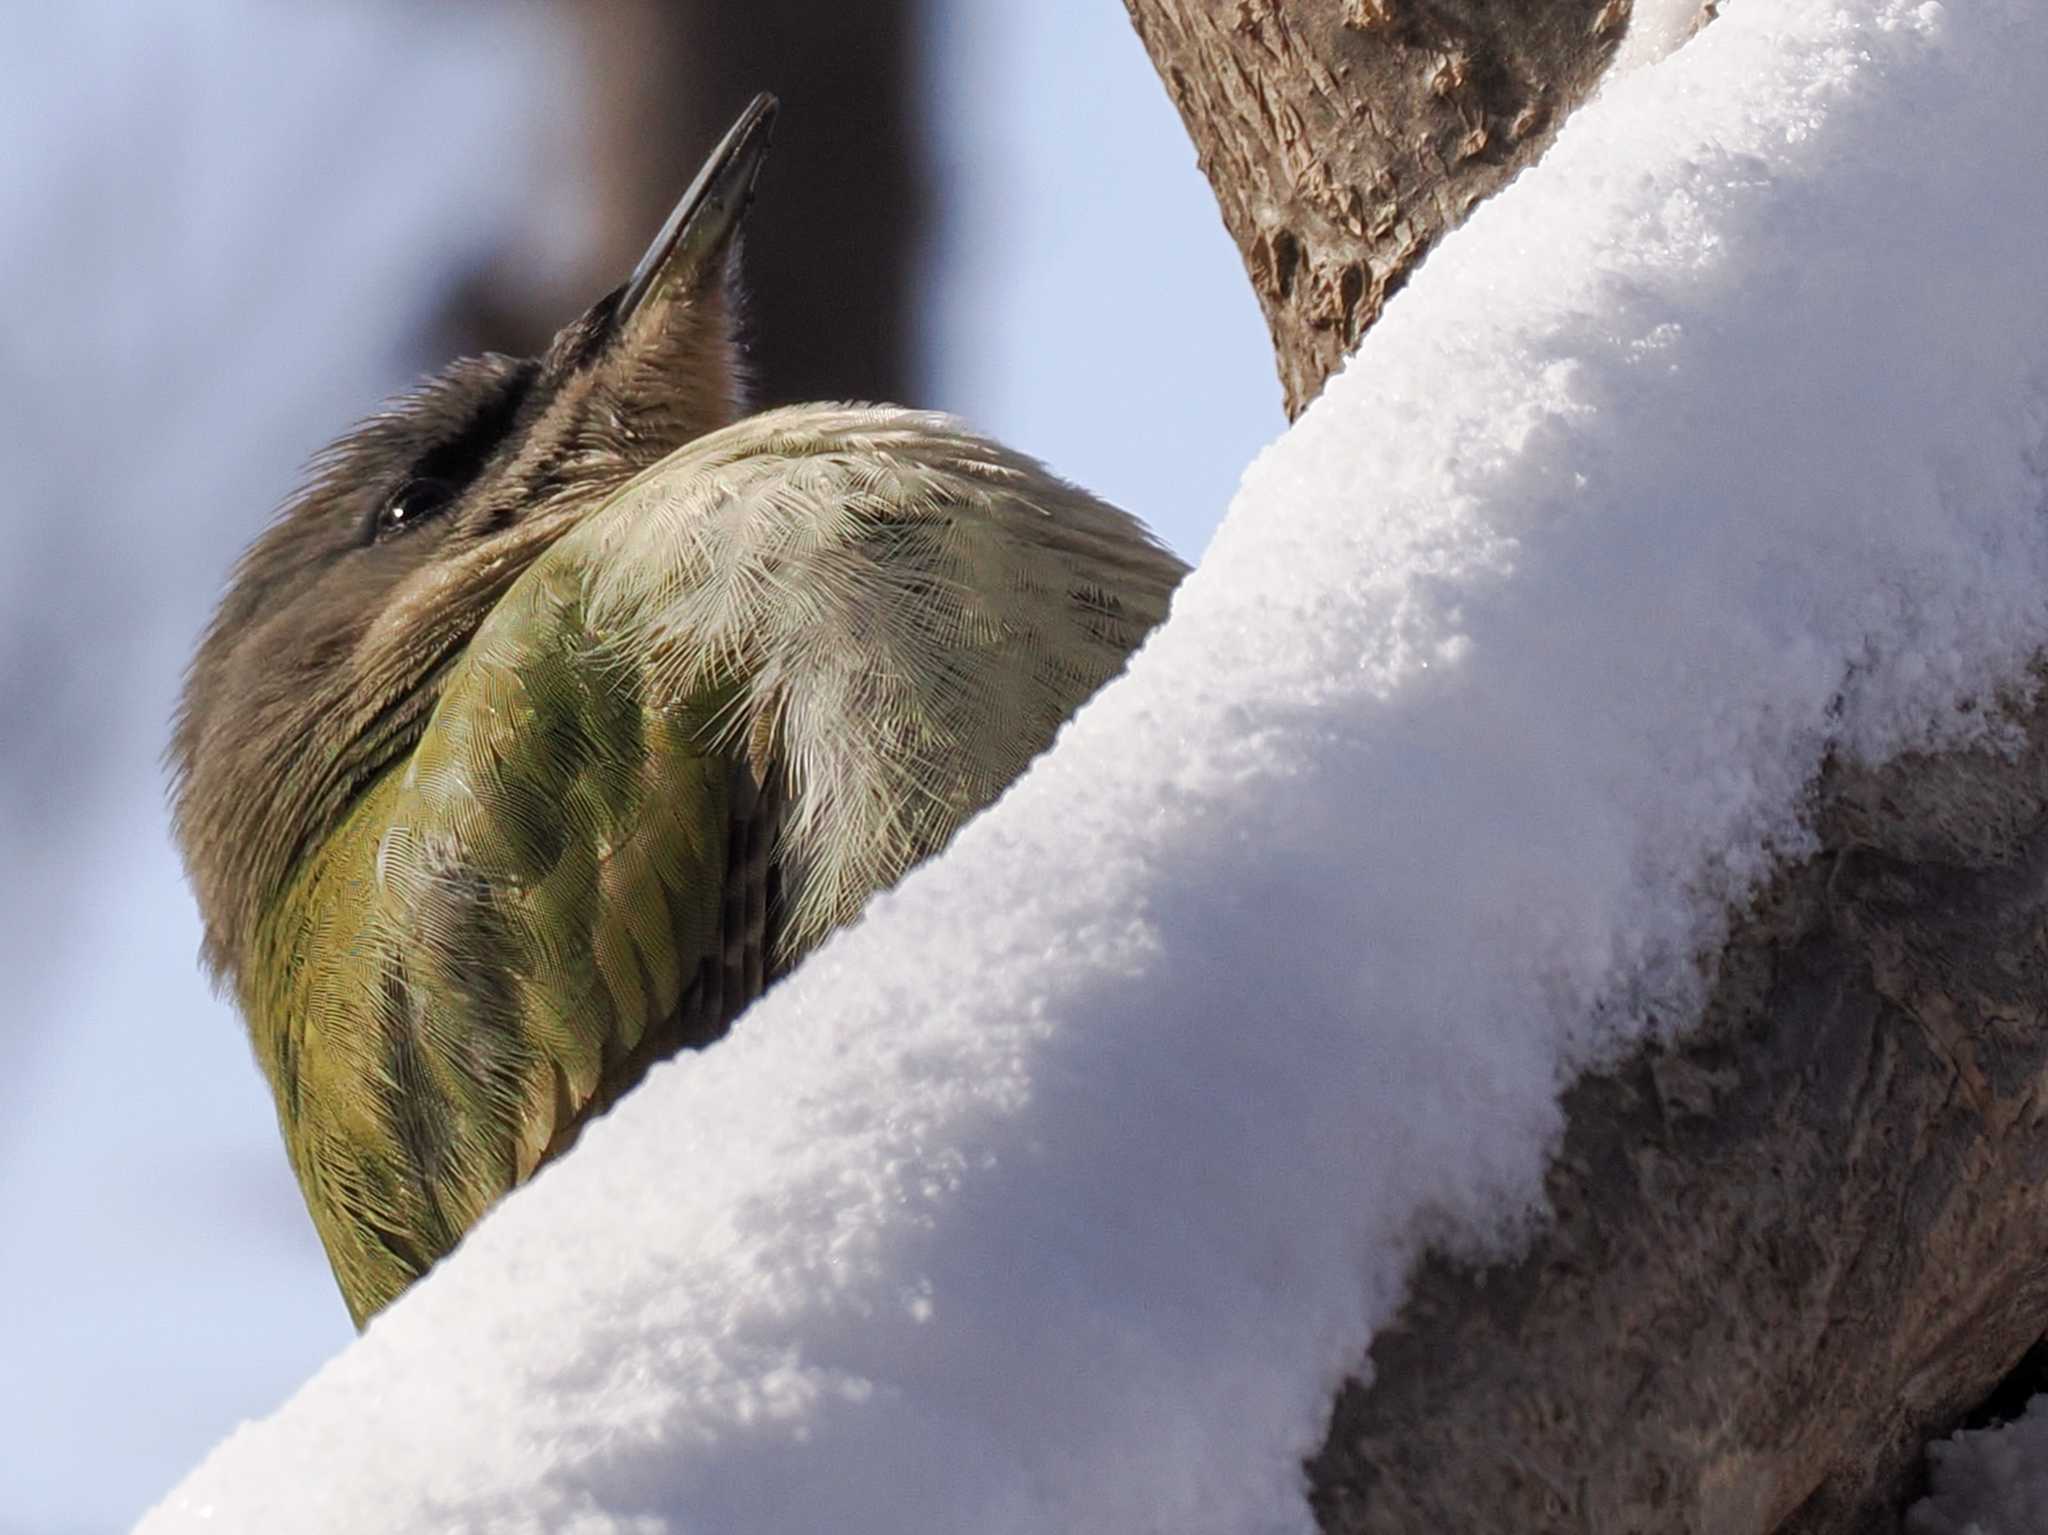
172,94,778,988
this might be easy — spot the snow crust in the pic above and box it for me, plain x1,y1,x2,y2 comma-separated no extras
1912,1396,2048,1534
1611,0,1717,75
138,0,2048,1529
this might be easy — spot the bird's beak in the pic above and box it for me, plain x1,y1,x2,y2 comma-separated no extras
615,92,779,330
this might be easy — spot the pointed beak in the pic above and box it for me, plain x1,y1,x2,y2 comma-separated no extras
615,92,779,329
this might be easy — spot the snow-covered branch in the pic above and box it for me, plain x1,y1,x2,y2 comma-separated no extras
140,1,2048,1529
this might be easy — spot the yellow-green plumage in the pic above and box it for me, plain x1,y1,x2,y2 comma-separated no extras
233,406,1183,1324
173,94,1187,1324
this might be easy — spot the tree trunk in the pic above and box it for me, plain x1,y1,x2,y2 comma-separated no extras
1121,0,1632,417
1125,5,2048,1531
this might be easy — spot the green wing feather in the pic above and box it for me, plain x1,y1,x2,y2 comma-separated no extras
243,405,1187,1325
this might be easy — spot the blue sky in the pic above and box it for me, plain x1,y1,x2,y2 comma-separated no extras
0,5,1277,1530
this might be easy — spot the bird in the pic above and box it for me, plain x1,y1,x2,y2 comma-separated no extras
170,94,1188,1327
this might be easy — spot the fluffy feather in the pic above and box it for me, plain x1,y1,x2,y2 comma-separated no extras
582,405,1187,952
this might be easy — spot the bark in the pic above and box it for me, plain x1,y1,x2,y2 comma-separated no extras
1126,4,2048,1531
438,0,925,408
1121,0,1632,416
1311,712,2048,1531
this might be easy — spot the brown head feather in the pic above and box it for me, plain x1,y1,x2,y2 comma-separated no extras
172,266,747,989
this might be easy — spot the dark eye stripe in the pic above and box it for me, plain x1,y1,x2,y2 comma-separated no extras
359,358,542,547
408,356,540,489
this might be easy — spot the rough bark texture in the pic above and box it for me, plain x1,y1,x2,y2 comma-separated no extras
1125,4,2048,1531
1309,713,2048,1532
438,0,924,408
1121,0,1631,416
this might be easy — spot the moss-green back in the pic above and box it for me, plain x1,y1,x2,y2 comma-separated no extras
247,559,735,1325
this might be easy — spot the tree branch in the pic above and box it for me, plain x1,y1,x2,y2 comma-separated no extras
1310,713,2048,1531
1125,4,2048,1529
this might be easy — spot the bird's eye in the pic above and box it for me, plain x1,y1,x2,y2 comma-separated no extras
373,478,457,541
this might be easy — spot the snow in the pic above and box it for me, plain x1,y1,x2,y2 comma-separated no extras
1612,0,1716,74
1912,1397,2048,1534
136,0,2048,1530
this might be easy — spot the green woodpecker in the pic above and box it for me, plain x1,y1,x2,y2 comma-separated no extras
171,95,1186,1326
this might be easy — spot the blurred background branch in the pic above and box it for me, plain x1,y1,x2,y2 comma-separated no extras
438,0,926,407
